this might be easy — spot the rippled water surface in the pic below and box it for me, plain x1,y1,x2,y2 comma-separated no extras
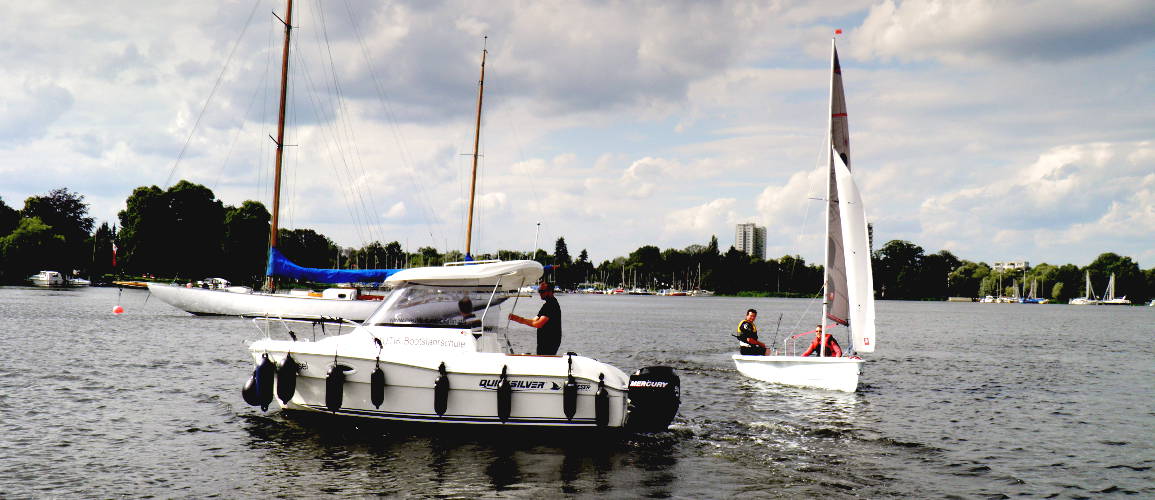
1,287,1152,498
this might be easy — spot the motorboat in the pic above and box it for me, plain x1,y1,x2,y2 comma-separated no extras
28,270,65,287
239,26,679,431
732,37,875,392
242,259,680,430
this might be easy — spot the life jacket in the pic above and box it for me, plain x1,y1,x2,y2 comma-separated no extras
736,320,757,346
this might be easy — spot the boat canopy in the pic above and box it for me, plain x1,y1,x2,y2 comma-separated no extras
386,260,543,291
266,247,399,284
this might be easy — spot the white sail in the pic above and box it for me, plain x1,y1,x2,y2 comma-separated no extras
823,41,852,326
833,148,876,353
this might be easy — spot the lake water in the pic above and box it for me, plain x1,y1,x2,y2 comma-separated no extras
1,287,1151,498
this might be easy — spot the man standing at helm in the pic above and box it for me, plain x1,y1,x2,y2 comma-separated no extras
509,281,562,355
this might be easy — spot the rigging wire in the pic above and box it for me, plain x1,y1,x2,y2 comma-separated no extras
296,5,368,245
164,0,263,188
288,44,365,243
484,56,547,249
341,0,440,249
313,1,383,247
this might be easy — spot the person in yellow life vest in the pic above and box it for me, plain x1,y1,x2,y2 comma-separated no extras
736,308,767,355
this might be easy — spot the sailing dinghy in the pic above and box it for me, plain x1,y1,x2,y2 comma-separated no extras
732,38,875,393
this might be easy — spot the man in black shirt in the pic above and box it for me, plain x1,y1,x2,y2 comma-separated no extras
736,308,767,355
509,281,562,355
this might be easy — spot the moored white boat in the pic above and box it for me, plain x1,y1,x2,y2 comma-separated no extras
148,0,396,320
28,270,66,287
148,282,384,320
1069,271,1101,305
732,36,876,393
1100,273,1131,305
242,260,680,430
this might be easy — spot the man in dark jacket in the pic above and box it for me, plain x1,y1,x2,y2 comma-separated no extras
509,281,562,355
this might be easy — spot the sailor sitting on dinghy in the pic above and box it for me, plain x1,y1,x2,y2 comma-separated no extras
736,309,767,355
801,324,842,357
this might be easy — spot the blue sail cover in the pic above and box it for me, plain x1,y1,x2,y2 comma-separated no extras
267,247,399,284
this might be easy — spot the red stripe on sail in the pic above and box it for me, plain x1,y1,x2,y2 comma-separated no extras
832,113,847,117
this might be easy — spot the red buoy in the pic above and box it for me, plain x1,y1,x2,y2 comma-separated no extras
112,305,124,314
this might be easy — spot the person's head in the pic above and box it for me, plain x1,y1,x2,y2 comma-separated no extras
745,308,757,322
538,281,555,298
458,296,473,316
816,324,824,335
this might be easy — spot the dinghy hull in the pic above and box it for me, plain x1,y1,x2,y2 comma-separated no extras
732,354,863,392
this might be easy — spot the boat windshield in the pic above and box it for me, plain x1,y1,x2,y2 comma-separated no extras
365,285,509,328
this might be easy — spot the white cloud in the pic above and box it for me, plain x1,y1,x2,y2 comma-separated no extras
852,0,1155,65
665,198,739,236
383,201,407,219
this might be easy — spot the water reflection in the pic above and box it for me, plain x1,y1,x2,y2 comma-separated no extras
238,411,683,497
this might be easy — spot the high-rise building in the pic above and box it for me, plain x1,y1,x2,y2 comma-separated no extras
735,223,766,260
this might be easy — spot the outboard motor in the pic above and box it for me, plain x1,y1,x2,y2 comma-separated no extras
625,366,680,432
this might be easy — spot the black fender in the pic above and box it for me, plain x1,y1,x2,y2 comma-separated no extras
595,373,609,427
325,365,347,412
370,364,386,409
434,362,449,416
496,365,512,423
276,353,299,404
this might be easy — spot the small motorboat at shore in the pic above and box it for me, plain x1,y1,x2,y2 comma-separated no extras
242,259,680,431
28,270,66,287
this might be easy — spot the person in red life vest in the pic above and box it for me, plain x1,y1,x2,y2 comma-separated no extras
801,324,842,357
736,309,767,355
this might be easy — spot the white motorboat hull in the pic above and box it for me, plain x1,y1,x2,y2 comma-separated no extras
148,283,382,320
250,335,631,428
29,271,66,287
732,354,864,392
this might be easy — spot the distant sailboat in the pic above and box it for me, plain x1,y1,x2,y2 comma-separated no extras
1069,271,1100,305
1100,273,1131,305
732,37,873,392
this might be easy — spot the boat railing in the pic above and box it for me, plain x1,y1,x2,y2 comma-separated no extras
244,313,361,342
782,337,799,356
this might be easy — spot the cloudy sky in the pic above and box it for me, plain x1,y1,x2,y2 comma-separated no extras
1,0,1152,268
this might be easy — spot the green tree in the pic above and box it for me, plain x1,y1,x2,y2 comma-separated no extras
1,217,67,280
874,240,925,299
0,196,19,237
1086,252,1143,301
117,185,168,275
947,261,990,298
278,228,339,269
222,201,270,285
89,222,117,280
22,188,94,272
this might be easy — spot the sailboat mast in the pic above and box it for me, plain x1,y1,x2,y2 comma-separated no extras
819,38,837,356
464,39,488,259
266,0,293,291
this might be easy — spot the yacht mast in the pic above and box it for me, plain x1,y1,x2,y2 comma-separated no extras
820,37,836,356
465,38,487,259
266,0,293,291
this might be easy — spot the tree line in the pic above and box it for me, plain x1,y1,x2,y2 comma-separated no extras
2,182,1154,304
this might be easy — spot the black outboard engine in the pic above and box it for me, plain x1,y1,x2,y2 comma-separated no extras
625,366,680,432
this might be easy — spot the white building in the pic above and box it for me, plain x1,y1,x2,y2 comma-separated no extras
735,223,766,260
993,260,1029,271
